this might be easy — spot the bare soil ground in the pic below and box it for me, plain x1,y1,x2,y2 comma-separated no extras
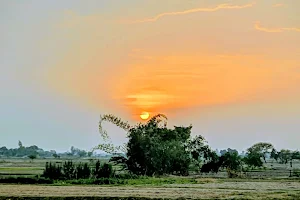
0,180,300,199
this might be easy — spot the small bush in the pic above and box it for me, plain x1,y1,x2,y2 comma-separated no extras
93,161,115,179
63,161,76,180
43,160,115,181
43,162,63,180
76,163,91,179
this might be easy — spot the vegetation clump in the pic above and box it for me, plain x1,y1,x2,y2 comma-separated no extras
96,114,217,176
42,160,114,180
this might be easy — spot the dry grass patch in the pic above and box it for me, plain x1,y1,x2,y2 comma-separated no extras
0,183,300,199
195,178,218,184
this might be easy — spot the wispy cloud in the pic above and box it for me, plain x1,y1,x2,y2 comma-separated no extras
128,2,256,23
255,21,300,33
272,3,284,7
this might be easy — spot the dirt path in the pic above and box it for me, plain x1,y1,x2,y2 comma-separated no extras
0,182,300,199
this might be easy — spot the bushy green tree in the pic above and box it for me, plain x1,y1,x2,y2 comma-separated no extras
247,142,274,163
76,163,91,179
63,161,76,179
222,151,242,171
222,151,242,177
220,148,239,156
186,135,217,172
125,115,191,176
273,149,300,167
28,154,37,162
243,152,263,169
43,162,63,180
96,114,203,176
93,160,114,178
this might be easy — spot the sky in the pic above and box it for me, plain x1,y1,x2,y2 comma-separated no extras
1,0,299,152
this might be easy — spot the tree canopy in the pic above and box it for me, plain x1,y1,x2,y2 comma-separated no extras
95,114,214,176
247,142,274,163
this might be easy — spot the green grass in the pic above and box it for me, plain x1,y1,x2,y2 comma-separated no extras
0,158,299,181
0,167,42,171
50,177,199,186
0,167,43,176
126,177,197,185
0,198,166,200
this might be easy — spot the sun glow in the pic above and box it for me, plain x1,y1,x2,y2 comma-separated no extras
140,112,150,120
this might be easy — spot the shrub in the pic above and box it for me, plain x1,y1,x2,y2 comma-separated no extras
93,160,114,179
63,161,76,179
43,160,114,181
43,162,63,180
243,152,263,169
99,163,114,178
76,163,91,179
93,160,101,178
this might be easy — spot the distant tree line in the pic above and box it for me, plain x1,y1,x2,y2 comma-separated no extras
0,141,94,159
0,141,52,158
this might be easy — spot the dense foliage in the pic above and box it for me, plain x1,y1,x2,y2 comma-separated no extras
243,151,263,169
0,141,93,159
0,142,47,158
42,160,114,180
2,115,300,180
95,113,300,178
271,149,300,167
247,142,274,163
97,114,223,176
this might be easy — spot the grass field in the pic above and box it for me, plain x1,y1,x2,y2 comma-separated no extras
1,158,299,178
0,158,110,177
0,180,300,199
0,158,300,199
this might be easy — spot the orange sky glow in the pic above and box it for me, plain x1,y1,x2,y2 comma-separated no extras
44,0,300,122
2,0,300,152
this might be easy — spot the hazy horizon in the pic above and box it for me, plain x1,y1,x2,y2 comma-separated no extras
1,0,299,153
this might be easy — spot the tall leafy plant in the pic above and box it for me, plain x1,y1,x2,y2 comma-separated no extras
95,114,209,176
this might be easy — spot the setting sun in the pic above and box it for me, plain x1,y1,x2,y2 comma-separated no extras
140,112,150,120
